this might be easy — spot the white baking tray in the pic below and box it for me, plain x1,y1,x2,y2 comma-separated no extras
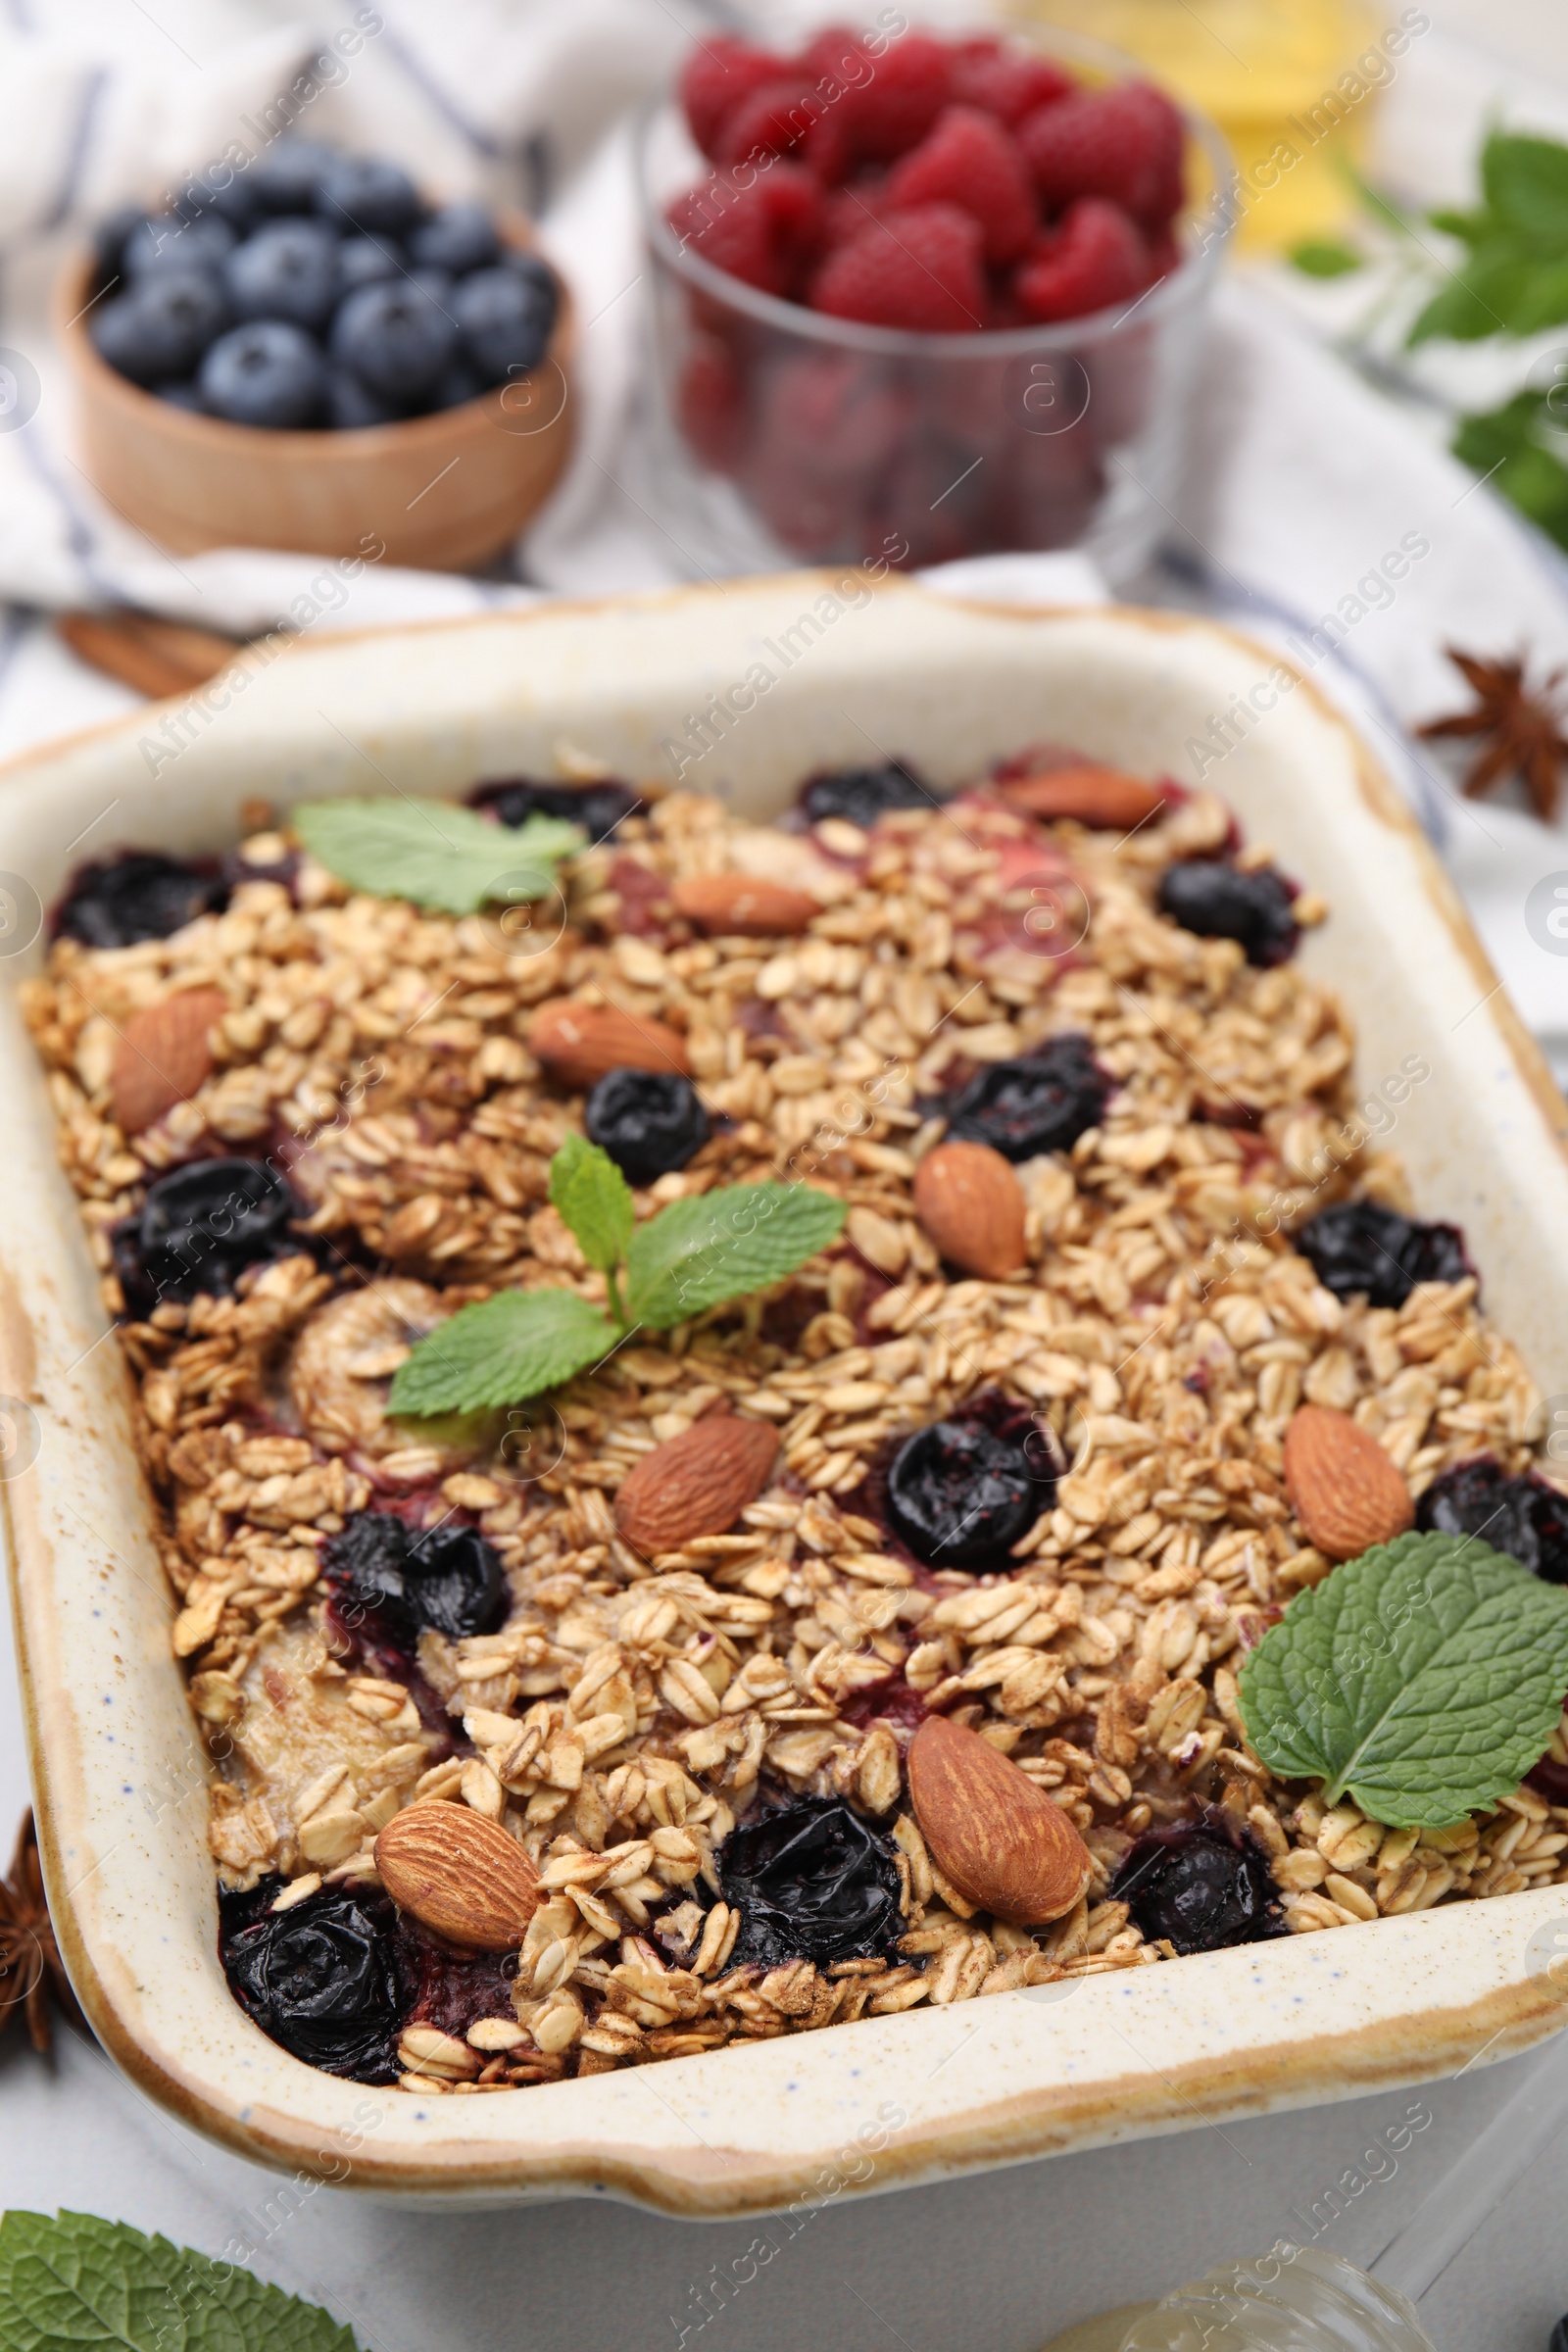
5,575,1568,2209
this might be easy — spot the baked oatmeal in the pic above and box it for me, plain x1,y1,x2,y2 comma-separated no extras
24,750,1568,2094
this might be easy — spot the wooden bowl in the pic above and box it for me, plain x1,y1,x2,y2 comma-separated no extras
55,213,574,570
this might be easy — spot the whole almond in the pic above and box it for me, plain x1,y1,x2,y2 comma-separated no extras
615,1415,778,1555
1284,1403,1414,1562
912,1140,1027,1281
111,988,227,1136
1001,763,1169,830
907,1714,1092,1926
374,1804,541,1951
672,874,820,937
529,998,690,1089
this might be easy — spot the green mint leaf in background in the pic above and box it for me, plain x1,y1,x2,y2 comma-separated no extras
294,799,581,916
1406,247,1541,344
624,1181,846,1331
0,2209,357,2352
1481,130,1568,252
1453,392,1568,553
549,1134,633,1279
389,1288,615,1417
1238,1531,1568,1829
1290,239,1363,278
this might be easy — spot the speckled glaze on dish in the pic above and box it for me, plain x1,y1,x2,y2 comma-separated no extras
4,578,1568,2207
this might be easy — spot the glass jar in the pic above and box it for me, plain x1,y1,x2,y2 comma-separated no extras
631,32,1233,585
1043,2248,1435,2351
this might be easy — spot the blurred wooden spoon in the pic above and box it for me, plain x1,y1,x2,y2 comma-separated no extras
57,610,243,699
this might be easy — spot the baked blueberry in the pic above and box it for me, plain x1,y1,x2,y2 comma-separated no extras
586,1070,710,1186
223,219,339,331
122,214,236,280
1416,1457,1568,1584
715,1799,903,1970
336,234,405,295
220,1881,408,2082
324,1512,508,1644
452,260,558,384
56,851,227,948
249,139,337,216
942,1033,1111,1162
318,153,422,236
474,776,642,840
886,1417,1044,1569
1112,1815,1284,1956
116,1157,297,1310
199,321,327,428
1294,1200,1470,1310
410,202,500,276
1156,859,1298,966
330,282,457,404
91,273,228,388
801,760,932,828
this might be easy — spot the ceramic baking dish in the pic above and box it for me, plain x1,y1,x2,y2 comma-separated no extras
6,575,1568,2212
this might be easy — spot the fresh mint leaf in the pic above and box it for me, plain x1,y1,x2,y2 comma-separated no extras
549,1133,633,1278
1238,1531,1568,1828
1481,130,1568,251
1290,239,1363,278
389,1287,615,1417
1407,247,1537,343
1453,392,1568,552
0,2209,357,2352
294,798,581,916
623,1181,846,1331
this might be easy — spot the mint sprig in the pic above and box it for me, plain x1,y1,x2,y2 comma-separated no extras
0,2210,357,2351
1238,1531,1568,1829
389,1140,846,1418
293,798,581,916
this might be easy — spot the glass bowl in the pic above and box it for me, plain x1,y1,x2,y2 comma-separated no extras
631,29,1234,583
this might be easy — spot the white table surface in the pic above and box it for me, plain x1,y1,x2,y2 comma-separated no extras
5,3,1568,2345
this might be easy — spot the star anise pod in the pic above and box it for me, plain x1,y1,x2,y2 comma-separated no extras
0,1810,82,2055
1417,647,1568,821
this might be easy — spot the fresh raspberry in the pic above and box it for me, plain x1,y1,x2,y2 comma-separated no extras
950,39,1075,126
810,202,985,332
1013,197,1150,322
678,337,746,470
667,165,825,300
1018,82,1186,225
712,78,814,168
819,179,897,253
680,37,794,161
804,29,954,168
887,104,1037,264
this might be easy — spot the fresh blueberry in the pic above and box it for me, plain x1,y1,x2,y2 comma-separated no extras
427,359,484,411
410,202,500,276
586,1070,710,1185
56,850,226,947
942,1034,1111,1162
885,1416,1045,1569
1293,1199,1470,1310
249,138,337,215
330,282,456,403
318,154,422,236
452,260,558,385
473,777,642,839
223,219,340,331
1156,858,1298,966
189,175,264,234
199,321,326,428
336,234,404,295
158,382,209,413
802,760,932,828
407,266,453,307
93,204,150,285
91,274,229,387
122,214,235,281
325,368,402,428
